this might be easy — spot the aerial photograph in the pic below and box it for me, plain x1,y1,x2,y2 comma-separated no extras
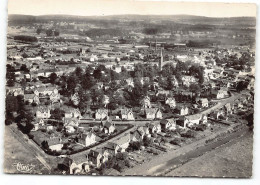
4,0,256,177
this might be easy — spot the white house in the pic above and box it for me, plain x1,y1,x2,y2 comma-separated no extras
145,108,162,120
120,108,135,120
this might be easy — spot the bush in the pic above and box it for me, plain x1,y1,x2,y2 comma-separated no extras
180,130,196,138
170,138,182,146
14,35,38,42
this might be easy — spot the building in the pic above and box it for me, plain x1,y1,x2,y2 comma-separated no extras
145,108,162,120
199,98,209,107
175,106,189,116
160,119,176,131
64,108,81,119
71,93,80,106
63,117,79,127
95,109,108,120
24,94,40,104
142,96,151,108
36,106,51,119
79,132,101,147
120,108,135,120
165,97,176,108
101,120,116,134
147,121,161,134
88,150,103,168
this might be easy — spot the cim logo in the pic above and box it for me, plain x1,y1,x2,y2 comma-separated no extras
13,162,35,173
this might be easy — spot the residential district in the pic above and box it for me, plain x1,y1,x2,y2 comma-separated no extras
5,15,255,176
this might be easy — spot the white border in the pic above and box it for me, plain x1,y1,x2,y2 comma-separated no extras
0,1,259,185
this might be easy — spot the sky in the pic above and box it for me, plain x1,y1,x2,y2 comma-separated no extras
7,0,257,17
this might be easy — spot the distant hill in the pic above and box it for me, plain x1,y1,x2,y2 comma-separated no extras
8,14,256,27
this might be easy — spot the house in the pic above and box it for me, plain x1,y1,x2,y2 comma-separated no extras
64,108,81,118
247,78,255,90
185,114,202,127
224,103,233,114
88,150,103,168
147,121,161,134
120,108,135,120
36,118,45,126
47,137,63,151
32,118,46,131
210,110,225,120
104,142,120,156
113,133,131,153
130,130,143,142
142,96,151,108
182,75,196,87
95,109,108,120
63,118,79,127
34,86,58,96
165,97,176,108
69,158,90,175
125,78,134,87
50,92,60,103
137,126,151,138
58,157,73,173
160,119,176,131
176,117,189,128
79,132,101,147
102,95,110,107
13,89,24,96
24,94,40,104
201,115,208,124
212,89,229,99
156,90,171,97
36,106,51,119
145,108,162,120
101,120,116,134
65,125,76,134
199,98,209,107
175,106,189,116
71,93,80,106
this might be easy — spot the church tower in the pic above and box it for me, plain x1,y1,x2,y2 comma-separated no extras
159,48,163,71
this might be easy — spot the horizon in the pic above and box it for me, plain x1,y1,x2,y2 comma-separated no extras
8,0,257,18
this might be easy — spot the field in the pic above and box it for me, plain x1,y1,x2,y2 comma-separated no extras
166,130,253,178
4,126,48,174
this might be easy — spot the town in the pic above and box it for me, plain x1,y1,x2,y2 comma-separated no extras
5,14,255,176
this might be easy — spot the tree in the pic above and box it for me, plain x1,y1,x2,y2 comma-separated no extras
74,67,83,78
6,71,15,87
36,28,41,35
236,81,249,92
66,76,77,94
166,76,174,90
49,72,58,84
20,64,29,72
46,29,53,36
189,83,200,100
41,140,49,150
50,108,65,120
93,65,105,80
20,79,27,90
54,30,60,36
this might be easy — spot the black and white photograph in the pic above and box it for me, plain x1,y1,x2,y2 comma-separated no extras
3,0,257,179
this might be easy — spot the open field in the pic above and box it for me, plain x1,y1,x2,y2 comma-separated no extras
166,130,253,178
4,126,49,174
